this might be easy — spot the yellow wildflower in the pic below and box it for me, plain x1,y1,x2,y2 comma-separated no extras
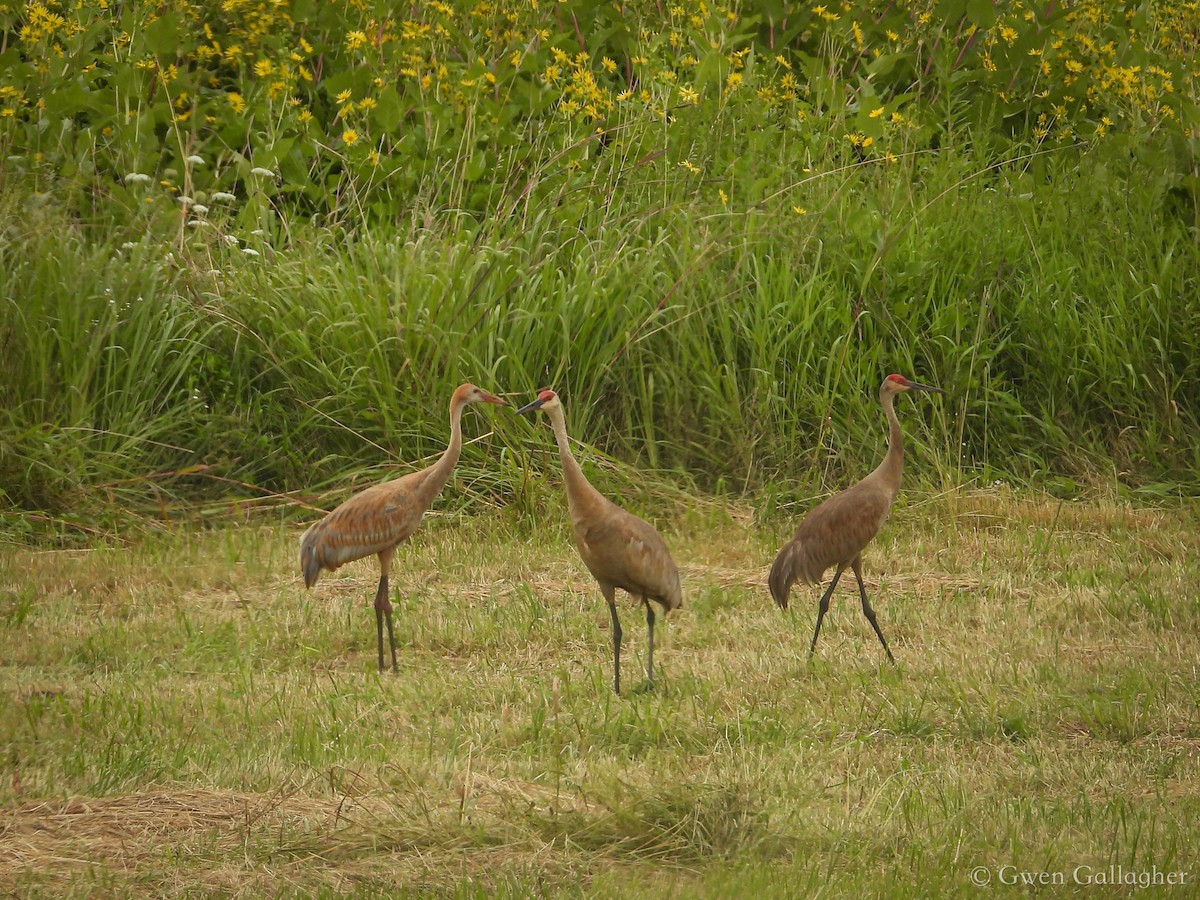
343,129,359,145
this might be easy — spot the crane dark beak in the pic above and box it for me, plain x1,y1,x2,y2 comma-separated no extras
907,381,945,394
515,398,545,415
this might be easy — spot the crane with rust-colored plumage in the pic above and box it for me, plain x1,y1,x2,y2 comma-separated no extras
517,390,682,694
299,383,507,671
769,374,944,663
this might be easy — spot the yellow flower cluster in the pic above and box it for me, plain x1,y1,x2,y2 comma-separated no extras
0,0,1194,216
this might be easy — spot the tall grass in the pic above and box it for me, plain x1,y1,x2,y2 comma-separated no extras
2,132,1198,536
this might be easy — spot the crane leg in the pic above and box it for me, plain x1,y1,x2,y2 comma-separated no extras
602,585,622,695
373,574,399,673
644,600,656,689
810,568,844,657
852,558,894,664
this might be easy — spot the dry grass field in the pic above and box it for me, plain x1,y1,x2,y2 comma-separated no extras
2,489,1199,897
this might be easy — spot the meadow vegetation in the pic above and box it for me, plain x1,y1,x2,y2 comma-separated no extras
2,1,1199,894
1,0,1198,533
3,493,1200,895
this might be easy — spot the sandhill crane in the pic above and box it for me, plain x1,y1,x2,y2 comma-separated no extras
768,374,944,663
517,390,682,694
299,383,507,671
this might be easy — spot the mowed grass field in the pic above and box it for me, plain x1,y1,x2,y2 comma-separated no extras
3,490,1199,897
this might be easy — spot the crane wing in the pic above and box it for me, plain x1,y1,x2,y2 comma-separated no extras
575,508,682,610
299,475,429,578
792,481,893,571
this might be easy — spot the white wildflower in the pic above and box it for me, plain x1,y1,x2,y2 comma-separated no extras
176,195,194,205
250,167,277,178
223,235,239,245
124,172,152,185
242,248,260,257
120,241,138,250
191,204,209,215
186,155,205,165
212,191,237,203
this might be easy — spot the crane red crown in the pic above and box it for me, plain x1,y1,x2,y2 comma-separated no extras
538,389,557,403
886,374,908,385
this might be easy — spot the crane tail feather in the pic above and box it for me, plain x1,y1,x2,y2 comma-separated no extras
768,541,799,610
299,522,323,588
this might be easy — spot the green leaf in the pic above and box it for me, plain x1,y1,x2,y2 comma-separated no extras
464,150,488,182
966,0,997,27
143,13,181,56
373,86,404,134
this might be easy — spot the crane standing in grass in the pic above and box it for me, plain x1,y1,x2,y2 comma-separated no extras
299,383,507,671
517,390,682,694
768,374,944,663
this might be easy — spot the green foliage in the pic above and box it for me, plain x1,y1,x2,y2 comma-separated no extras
0,0,1196,226
2,499,1199,893
0,1,1198,530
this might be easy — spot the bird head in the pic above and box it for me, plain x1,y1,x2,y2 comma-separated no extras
883,374,944,396
454,383,508,406
515,389,561,415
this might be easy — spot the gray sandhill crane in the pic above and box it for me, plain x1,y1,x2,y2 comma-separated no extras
299,383,507,671
517,390,682,694
768,374,944,663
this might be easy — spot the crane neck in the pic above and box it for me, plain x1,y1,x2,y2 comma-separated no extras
422,395,468,496
875,386,904,493
546,405,604,513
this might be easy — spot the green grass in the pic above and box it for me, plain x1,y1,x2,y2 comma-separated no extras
3,491,1199,896
4,136,1199,537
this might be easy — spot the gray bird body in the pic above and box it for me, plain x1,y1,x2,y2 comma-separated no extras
299,467,441,588
768,455,897,604
519,391,681,693
564,467,683,616
769,375,943,662
298,384,506,670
